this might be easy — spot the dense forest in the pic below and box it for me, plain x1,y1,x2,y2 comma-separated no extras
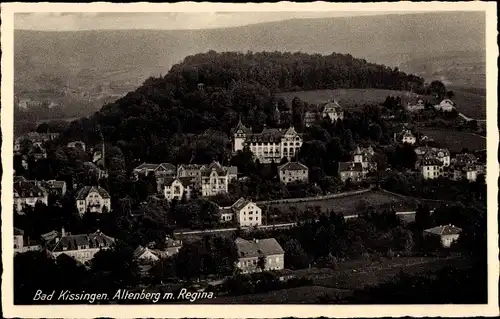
55,51,424,163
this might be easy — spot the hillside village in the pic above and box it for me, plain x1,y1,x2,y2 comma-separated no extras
13,50,487,304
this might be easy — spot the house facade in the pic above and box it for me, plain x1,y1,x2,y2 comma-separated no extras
75,186,111,214
415,147,451,168
421,158,444,179
50,230,115,264
163,177,195,201
424,224,462,248
220,197,262,227
434,99,455,112
200,161,231,197
338,162,364,183
352,146,377,174
14,180,48,213
395,130,416,145
233,121,303,163
278,162,309,184
321,100,344,122
38,180,67,197
235,237,285,274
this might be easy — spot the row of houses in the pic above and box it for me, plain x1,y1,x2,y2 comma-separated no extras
337,146,377,183
415,147,485,181
134,160,310,202
406,98,455,112
13,177,112,215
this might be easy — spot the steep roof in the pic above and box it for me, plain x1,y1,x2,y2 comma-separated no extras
159,163,176,171
278,162,308,171
76,186,111,200
163,177,196,187
14,180,46,198
134,163,160,171
424,225,462,236
455,153,477,166
233,120,252,135
322,100,342,112
177,164,203,171
41,230,59,242
235,237,284,258
338,162,363,172
51,231,115,252
42,180,66,189
422,158,443,166
232,197,252,211
201,161,227,176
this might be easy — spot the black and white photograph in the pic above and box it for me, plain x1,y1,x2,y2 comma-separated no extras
2,2,498,318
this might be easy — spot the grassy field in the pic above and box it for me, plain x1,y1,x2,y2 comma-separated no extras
261,190,413,215
275,89,417,108
452,89,486,120
195,256,469,304
419,128,486,152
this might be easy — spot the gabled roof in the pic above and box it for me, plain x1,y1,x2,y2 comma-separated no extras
233,120,252,135
283,126,298,136
164,176,196,187
232,197,252,211
14,180,47,198
421,158,442,166
134,163,160,171
41,230,59,242
338,162,363,172
76,186,110,200
235,237,284,258
278,162,308,171
424,225,462,236
177,164,203,171
158,163,176,171
51,231,115,252
133,246,160,260
201,161,227,176
322,100,342,112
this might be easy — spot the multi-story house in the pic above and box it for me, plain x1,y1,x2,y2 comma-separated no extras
451,163,481,182
421,158,444,179
219,197,262,227
14,132,59,153
176,164,203,186
415,147,451,168
14,228,42,254
338,162,364,183
163,177,196,201
434,99,455,112
75,186,111,215
424,224,462,248
67,141,86,151
321,100,344,122
49,229,115,264
14,180,48,213
394,130,417,145
133,163,176,179
304,111,320,128
406,99,425,112
232,121,303,163
278,162,309,184
352,146,377,174
453,153,478,166
200,161,231,197
235,237,285,274
37,180,67,197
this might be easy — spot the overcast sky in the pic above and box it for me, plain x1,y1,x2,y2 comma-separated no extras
15,12,403,31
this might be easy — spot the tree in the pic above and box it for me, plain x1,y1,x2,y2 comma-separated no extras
429,80,447,100
446,90,454,99
283,239,310,269
257,255,267,272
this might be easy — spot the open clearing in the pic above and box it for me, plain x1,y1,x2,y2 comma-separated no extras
275,89,416,108
419,128,486,152
260,190,412,215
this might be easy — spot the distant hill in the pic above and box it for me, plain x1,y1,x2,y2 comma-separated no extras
15,11,486,100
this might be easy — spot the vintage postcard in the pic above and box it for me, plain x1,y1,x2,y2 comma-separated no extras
1,2,498,318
